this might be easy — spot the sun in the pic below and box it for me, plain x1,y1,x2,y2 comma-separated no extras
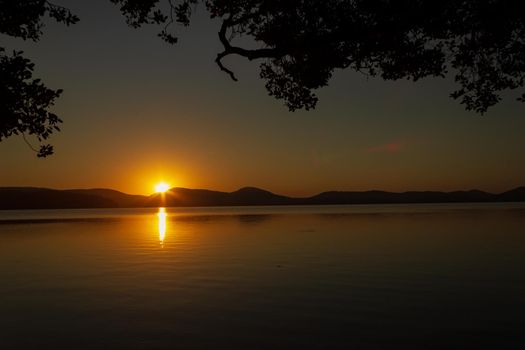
154,182,170,193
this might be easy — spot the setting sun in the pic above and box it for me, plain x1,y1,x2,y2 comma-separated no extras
154,182,170,193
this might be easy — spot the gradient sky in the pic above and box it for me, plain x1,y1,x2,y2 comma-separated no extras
1,0,525,196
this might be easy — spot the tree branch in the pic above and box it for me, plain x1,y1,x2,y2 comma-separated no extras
215,51,238,81
215,17,284,81
22,133,38,153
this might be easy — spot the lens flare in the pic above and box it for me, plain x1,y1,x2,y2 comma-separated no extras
155,182,170,193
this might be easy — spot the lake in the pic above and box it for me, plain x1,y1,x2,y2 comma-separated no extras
1,204,524,349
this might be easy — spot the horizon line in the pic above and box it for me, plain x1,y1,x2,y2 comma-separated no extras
1,185,523,198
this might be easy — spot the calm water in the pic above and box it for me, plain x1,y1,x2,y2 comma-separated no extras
1,204,524,349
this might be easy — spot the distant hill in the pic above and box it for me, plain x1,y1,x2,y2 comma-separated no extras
147,187,294,207
0,186,524,210
308,189,496,205
65,188,146,207
497,187,525,202
0,187,117,210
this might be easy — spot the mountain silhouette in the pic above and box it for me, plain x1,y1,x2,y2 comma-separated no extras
146,187,293,207
66,188,146,207
0,186,524,210
0,187,118,209
497,187,525,202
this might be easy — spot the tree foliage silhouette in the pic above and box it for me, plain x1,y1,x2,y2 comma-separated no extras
0,0,78,156
1,1,525,155
114,0,525,113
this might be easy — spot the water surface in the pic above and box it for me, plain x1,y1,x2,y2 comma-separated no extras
1,204,524,349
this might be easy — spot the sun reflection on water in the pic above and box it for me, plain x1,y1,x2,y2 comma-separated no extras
158,207,167,246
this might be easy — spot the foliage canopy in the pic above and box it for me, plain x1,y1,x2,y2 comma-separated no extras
1,0,525,155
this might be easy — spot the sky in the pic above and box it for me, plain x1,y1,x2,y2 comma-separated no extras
1,0,525,196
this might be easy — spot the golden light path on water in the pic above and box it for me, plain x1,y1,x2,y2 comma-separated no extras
157,207,167,246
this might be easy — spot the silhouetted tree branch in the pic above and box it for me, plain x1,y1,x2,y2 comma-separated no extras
215,16,284,81
0,0,78,156
112,0,525,113
0,49,62,157
2,1,525,156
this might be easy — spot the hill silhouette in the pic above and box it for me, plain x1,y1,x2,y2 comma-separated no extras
0,187,118,210
146,187,294,207
0,186,524,210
